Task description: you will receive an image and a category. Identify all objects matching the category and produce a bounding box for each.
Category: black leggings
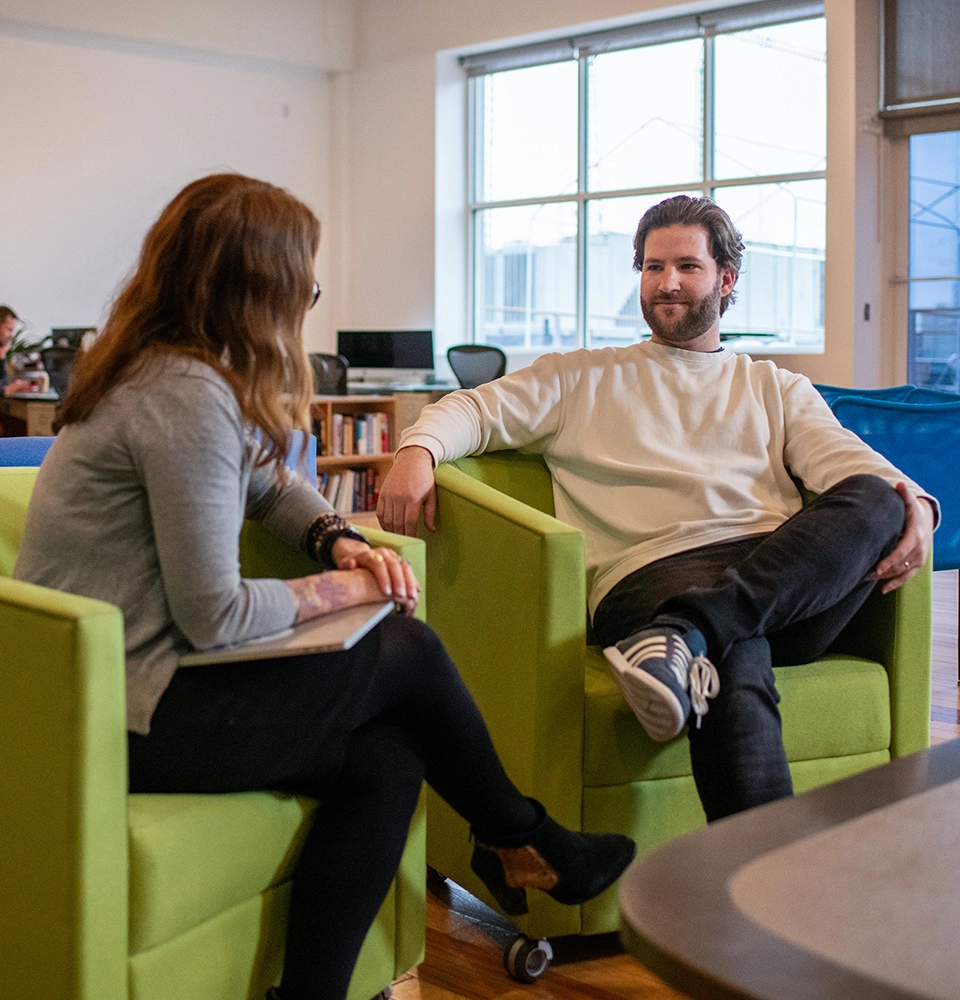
[128,615,536,1000]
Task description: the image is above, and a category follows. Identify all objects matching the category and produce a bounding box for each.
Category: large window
[464,2,826,360]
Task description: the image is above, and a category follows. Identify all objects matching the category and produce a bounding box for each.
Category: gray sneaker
[603,626,719,741]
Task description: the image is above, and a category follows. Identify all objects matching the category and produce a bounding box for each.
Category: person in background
[0,306,32,395]
[378,194,937,826]
[13,174,634,1000]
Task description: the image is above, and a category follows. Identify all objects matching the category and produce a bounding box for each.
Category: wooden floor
[393,570,960,1000]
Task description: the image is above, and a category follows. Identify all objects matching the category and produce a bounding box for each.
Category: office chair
[41,346,78,398]
[309,353,349,395]
[447,345,506,389]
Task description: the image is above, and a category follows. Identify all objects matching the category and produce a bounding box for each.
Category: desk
[619,740,960,1000]
[346,381,459,394]
[2,393,59,436]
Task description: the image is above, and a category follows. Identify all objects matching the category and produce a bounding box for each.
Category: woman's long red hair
[61,173,320,470]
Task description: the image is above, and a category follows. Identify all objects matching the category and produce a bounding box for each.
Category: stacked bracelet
[304,512,369,569]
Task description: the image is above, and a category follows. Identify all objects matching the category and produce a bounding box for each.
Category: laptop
[178,600,395,666]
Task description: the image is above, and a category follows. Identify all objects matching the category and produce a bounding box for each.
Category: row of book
[319,467,381,513]
[313,412,392,457]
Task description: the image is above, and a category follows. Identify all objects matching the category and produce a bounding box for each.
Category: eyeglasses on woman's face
[309,282,321,310]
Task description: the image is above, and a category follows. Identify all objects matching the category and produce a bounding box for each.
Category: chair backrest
[40,346,78,398]
[0,436,55,467]
[452,451,555,516]
[285,430,318,487]
[0,467,38,576]
[308,353,348,395]
[831,395,960,571]
[814,383,960,407]
[447,345,507,389]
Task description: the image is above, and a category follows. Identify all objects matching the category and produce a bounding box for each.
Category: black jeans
[128,615,536,1000]
[592,474,905,822]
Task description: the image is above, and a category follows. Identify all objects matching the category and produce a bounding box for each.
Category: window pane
[475,62,579,202]
[474,203,578,350]
[713,180,825,350]
[907,283,960,392]
[586,41,703,192]
[714,19,826,180]
[586,193,695,349]
[907,131,960,391]
[909,131,960,279]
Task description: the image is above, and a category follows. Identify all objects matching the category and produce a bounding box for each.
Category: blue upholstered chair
[822,391,960,674]
[0,435,56,466]
[285,430,319,487]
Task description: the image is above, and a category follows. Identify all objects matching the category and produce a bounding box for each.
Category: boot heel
[470,843,529,915]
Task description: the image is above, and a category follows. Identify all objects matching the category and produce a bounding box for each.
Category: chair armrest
[0,577,128,999]
[239,521,426,621]
[426,464,587,827]
[835,555,932,757]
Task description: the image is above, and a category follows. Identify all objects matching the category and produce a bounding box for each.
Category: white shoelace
[688,655,720,728]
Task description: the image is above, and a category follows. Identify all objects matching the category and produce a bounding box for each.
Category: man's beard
[641,275,722,345]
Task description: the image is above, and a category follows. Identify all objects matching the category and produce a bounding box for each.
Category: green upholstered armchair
[0,466,426,1000]
[423,452,932,947]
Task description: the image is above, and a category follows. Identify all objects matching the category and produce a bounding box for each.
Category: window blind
[882,0,960,112]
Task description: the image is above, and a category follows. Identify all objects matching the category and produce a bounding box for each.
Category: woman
[14,174,634,1000]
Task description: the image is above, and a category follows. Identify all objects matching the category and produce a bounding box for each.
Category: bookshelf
[311,395,395,514]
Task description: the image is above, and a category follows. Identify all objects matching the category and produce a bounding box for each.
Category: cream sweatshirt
[400,341,936,615]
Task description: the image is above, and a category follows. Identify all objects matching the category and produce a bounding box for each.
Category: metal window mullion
[703,32,715,193]
[468,167,827,216]
[577,54,589,349]
[467,76,479,343]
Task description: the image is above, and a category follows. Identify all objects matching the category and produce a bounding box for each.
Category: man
[378,195,937,822]
[0,306,32,395]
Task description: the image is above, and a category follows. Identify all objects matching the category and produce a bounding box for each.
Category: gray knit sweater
[14,353,333,734]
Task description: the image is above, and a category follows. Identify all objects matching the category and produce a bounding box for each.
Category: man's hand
[377,446,437,536]
[869,483,935,594]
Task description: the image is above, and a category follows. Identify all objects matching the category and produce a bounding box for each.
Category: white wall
[342,0,881,385]
[0,0,355,350]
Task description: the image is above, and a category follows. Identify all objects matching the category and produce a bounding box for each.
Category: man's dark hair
[632,196,745,315]
[0,306,19,325]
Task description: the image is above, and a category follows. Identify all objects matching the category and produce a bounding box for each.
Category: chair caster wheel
[426,866,448,891]
[503,935,553,983]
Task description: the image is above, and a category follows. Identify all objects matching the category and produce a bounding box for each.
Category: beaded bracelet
[304,512,369,569]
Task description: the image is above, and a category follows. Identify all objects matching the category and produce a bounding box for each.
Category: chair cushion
[583,649,892,787]
[128,790,315,954]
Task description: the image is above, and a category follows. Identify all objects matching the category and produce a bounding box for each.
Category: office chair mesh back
[41,346,78,399]
[447,345,506,389]
[308,353,348,395]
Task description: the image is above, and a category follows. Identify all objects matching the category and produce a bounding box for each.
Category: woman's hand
[332,537,420,616]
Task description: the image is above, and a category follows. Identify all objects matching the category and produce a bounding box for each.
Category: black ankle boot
[470,799,636,916]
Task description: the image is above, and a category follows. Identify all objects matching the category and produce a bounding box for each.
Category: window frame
[463,1,827,359]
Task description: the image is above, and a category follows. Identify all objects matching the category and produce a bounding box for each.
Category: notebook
[178,600,395,665]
